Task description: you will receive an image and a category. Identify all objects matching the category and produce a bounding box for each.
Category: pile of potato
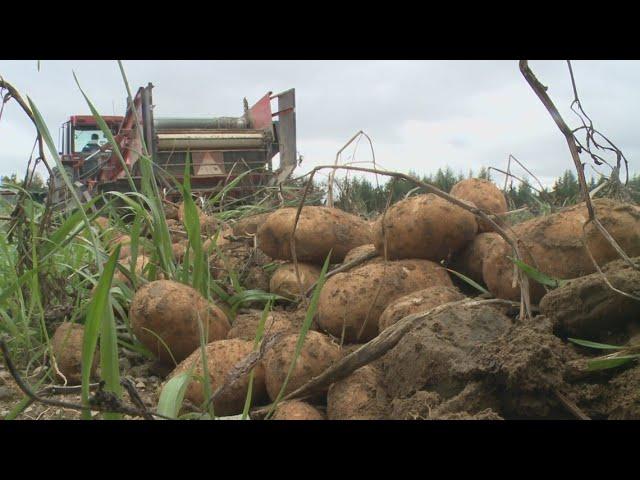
[109,183,640,420]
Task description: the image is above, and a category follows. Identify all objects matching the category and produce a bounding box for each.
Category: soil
[0,355,164,420]
[380,304,512,401]
[540,256,640,339]
[378,305,640,420]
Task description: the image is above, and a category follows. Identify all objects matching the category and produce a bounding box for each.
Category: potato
[483,198,640,303]
[172,240,188,263]
[227,311,296,341]
[264,331,341,400]
[177,201,218,236]
[93,216,110,232]
[318,259,454,342]
[51,323,98,385]
[130,280,230,365]
[169,338,267,416]
[272,401,324,420]
[378,285,466,332]
[108,234,131,259]
[166,219,187,243]
[450,178,507,232]
[113,254,162,285]
[177,201,201,224]
[210,243,273,291]
[373,193,477,261]
[164,202,179,220]
[257,206,372,264]
[233,212,272,236]
[203,224,234,253]
[199,214,219,237]
[327,366,387,420]
[451,232,502,285]
[342,244,380,265]
[269,263,321,299]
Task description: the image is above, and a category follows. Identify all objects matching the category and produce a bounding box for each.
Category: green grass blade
[509,257,568,288]
[81,245,121,419]
[157,371,193,419]
[27,96,102,272]
[100,304,122,420]
[40,197,102,258]
[181,152,207,295]
[568,338,624,350]
[241,299,273,420]
[587,355,640,371]
[196,315,214,418]
[445,268,489,295]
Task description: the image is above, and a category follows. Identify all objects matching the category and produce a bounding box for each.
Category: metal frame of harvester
[50,84,297,208]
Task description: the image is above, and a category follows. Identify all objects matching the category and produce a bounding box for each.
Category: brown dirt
[539,256,640,339]
[467,315,579,418]
[380,303,512,401]
[0,356,164,420]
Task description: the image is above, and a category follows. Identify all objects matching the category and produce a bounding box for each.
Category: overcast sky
[1,60,638,187]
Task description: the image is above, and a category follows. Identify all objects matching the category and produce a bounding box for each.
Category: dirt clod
[539,256,640,339]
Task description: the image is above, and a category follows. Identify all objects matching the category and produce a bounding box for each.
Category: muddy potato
[172,240,189,263]
[342,244,381,265]
[164,203,179,220]
[177,202,218,236]
[210,242,273,291]
[108,234,132,259]
[264,331,341,400]
[130,280,230,365]
[539,256,640,338]
[373,193,477,261]
[318,259,453,342]
[450,178,508,232]
[327,366,388,420]
[203,224,234,253]
[483,198,640,303]
[51,323,98,385]
[227,311,295,341]
[233,212,272,236]
[269,263,321,299]
[170,338,267,416]
[167,219,187,243]
[257,206,372,264]
[93,216,110,232]
[113,254,163,286]
[199,214,219,237]
[378,285,466,333]
[272,401,325,420]
[177,201,202,224]
[452,232,502,285]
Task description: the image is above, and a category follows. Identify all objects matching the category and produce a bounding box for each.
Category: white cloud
[1,60,637,187]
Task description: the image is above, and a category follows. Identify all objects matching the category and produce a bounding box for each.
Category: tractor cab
[58,115,123,179]
[50,115,123,206]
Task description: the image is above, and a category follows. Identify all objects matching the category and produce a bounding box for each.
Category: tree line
[333,166,640,215]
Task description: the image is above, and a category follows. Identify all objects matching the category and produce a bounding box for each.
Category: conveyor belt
[156,130,267,150]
